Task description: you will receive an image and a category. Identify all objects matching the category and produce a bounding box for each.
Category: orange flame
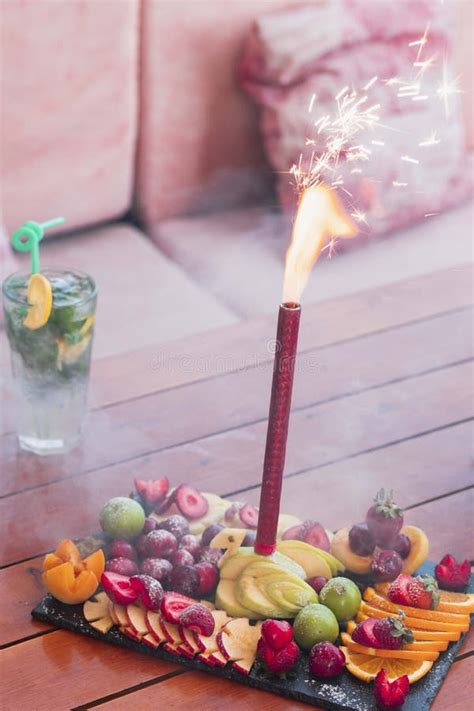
[283,185,357,304]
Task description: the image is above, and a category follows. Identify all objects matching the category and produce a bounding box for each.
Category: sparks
[350,210,368,225]
[424,212,438,218]
[308,93,316,113]
[413,54,437,79]
[363,76,378,91]
[371,140,385,146]
[410,23,430,62]
[392,181,408,187]
[419,131,440,147]
[401,155,420,165]
[437,58,462,118]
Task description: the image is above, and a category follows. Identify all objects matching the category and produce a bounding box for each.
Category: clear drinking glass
[2,268,97,454]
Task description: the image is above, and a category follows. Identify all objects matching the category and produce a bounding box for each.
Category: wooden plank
[90,658,474,711]
[0,630,180,711]
[86,265,474,409]
[244,421,474,544]
[1,362,471,565]
[1,266,472,440]
[84,669,311,711]
[1,308,471,497]
[2,424,472,647]
[0,555,54,647]
[432,656,474,711]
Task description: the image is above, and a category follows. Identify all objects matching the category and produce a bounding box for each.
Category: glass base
[18,434,78,456]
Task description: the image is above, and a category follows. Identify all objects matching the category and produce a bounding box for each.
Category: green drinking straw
[11,217,65,274]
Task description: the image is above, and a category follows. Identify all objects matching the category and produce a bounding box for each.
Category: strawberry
[134,477,169,505]
[259,639,300,674]
[372,615,414,650]
[435,554,470,591]
[351,618,380,647]
[388,573,440,610]
[261,620,293,651]
[366,489,403,547]
[374,669,409,710]
[180,604,215,637]
[174,484,209,519]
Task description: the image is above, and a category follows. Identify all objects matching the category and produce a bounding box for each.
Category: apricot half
[43,562,100,605]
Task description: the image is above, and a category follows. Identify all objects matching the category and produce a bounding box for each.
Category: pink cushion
[240,0,473,235]
[1,0,138,235]
[135,0,303,224]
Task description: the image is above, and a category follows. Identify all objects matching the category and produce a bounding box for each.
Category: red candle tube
[255,302,301,555]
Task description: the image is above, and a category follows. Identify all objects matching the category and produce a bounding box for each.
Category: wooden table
[1,266,473,710]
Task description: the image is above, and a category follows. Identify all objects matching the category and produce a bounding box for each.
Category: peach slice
[43,562,99,604]
[82,549,105,580]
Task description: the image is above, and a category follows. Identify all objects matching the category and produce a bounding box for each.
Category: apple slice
[160,618,182,645]
[113,604,129,628]
[233,657,254,675]
[210,528,247,568]
[197,652,217,665]
[90,615,114,634]
[126,605,149,636]
[208,646,228,667]
[179,625,201,654]
[108,601,120,625]
[145,611,167,644]
[192,609,231,653]
[122,626,142,642]
[217,618,262,671]
[163,642,182,655]
[83,592,110,622]
[142,633,160,648]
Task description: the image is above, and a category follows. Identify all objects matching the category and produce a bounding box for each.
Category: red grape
[371,549,403,582]
[140,557,173,584]
[106,557,139,576]
[145,529,178,558]
[349,523,375,556]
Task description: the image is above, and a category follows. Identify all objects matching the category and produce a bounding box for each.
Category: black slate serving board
[32,562,472,710]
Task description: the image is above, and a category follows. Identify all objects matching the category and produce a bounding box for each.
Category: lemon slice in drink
[23,273,53,329]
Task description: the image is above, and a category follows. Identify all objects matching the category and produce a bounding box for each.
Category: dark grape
[140,557,173,584]
[157,515,189,541]
[242,530,257,547]
[145,529,178,558]
[389,533,411,559]
[170,549,194,567]
[143,516,157,534]
[307,576,328,594]
[200,524,224,547]
[108,539,137,560]
[106,557,139,576]
[349,523,375,556]
[196,547,222,566]
[179,534,201,558]
[371,549,403,582]
[169,565,199,597]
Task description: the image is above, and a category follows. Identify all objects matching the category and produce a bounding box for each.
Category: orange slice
[346,622,449,651]
[359,602,467,634]
[342,647,433,684]
[364,588,470,625]
[375,584,474,615]
[23,273,53,329]
[340,633,439,661]
[355,611,462,642]
[399,525,430,574]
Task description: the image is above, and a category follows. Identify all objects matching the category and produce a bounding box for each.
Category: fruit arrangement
[40,482,472,709]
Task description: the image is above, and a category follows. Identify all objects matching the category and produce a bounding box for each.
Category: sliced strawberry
[303,522,330,551]
[351,618,379,648]
[374,669,409,710]
[155,490,176,514]
[281,523,305,541]
[129,575,163,611]
[224,502,244,524]
[387,573,412,606]
[435,554,471,590]
[160,591,196,624]
[239,504,259,529]
[180,604,215,637]
[134,477,169,504]
[174,484,209,519]
[101,572,138,606]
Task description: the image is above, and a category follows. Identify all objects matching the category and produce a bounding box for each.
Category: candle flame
[283,184,357,304]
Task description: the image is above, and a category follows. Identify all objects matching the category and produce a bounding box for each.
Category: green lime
[99,496,145,540]
[293,603,339,650]
[319,576,361,621]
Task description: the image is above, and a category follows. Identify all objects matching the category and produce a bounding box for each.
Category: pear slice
[276,540,333,578]
[220,548,305,580]
[236,572,287,618]
[215,579,264,619]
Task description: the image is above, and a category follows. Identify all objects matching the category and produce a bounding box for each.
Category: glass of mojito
[2,268,97,454]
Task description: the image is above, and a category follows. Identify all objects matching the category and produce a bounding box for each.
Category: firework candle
[254,185,357,556]
[255,303,301,555]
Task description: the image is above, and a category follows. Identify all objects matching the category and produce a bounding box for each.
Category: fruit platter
[32,479,473,710]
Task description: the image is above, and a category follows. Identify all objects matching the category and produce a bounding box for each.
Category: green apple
[276,540,333,579]
[293,603,339,650]
[99,497,145,540]
[319,577,361,621]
